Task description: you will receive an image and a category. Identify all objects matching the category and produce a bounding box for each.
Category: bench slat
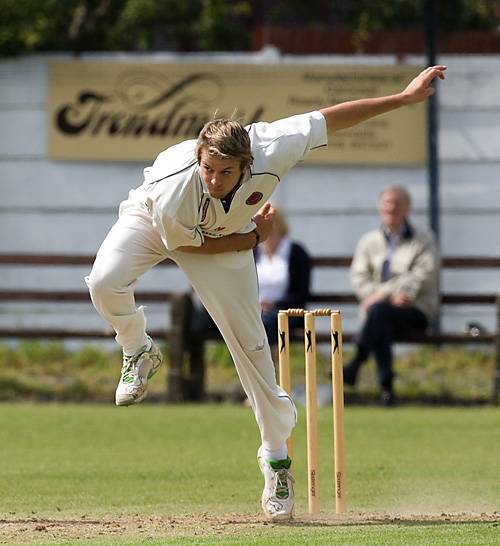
[0,290,495,305]
[309,332,494,344]
[1,254,500,268]
[0,290,175,302]
[0,328,167,339]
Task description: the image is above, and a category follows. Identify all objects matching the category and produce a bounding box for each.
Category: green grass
[0,341,495,403]
[0,404,498,544]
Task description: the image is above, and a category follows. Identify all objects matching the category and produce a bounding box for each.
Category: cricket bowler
[86,65,446,520]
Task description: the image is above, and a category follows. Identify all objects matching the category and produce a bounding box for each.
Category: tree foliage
[343,0,500,33]
[257,0,499,30]
[0,0,498,57]
[0,0,252,56]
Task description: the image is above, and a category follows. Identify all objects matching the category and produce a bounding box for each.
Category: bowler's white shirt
[123,111,327,250]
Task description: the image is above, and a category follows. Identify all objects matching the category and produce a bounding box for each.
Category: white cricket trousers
[86,205,296,451]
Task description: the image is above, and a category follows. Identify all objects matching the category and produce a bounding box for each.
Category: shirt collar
[382,221,413,242]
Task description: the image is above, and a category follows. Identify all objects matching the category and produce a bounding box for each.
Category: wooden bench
[167,256,500,404]
[1,254,499,404]
[0,253,179,340]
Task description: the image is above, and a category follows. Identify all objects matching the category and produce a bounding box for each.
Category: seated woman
[255,208,312,353]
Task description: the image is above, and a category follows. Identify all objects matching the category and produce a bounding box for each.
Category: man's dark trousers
[346,301,428,389]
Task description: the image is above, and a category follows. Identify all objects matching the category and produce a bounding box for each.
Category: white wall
[1,53,499,336]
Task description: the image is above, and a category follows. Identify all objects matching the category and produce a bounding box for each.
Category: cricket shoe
[257,446,294,521]
[115,337,162,406]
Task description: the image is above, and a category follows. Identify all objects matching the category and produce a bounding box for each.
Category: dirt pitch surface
[1,512,498,544]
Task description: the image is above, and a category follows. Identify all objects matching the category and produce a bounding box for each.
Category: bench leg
[168,292,207,402]
[167,292,191,403]
[493,294,500,404]
[187,338,206,401]
[494,334,500,405]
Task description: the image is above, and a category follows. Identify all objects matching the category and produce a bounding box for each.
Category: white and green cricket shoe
[115,337,162,406]
[257,446,294,521]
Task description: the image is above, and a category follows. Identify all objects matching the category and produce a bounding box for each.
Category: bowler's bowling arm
[320,65,446,132]
[176,230,258,255]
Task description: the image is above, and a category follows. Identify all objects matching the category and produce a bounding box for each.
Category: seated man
[344,185,439,406]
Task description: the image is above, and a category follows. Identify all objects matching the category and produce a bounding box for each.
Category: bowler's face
[199,150,246,199]
[379,189,410,232]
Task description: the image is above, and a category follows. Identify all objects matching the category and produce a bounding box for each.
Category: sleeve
[385,234,440,299]
[249,111,328,177]
[148,177,204,251]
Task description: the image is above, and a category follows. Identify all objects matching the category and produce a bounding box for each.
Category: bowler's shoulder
[149,139,198,179]
[144,139,201,204]
[246,111,325,150]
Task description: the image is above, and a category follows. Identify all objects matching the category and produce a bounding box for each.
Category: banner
[48,61,426,165]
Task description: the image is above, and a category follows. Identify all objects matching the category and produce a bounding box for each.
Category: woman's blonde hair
[196,119,253,169]
[272,207,289,238]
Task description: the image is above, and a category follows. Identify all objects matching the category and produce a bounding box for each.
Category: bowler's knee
[243,338,267,354]
[85,267,122,301]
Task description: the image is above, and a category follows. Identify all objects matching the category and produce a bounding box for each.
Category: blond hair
[272,207,289,238]
[196,119,253,169]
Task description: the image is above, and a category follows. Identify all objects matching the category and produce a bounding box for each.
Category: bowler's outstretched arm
[320,65,446,132]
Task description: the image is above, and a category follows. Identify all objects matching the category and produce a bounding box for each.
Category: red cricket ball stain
[246,192,263,206]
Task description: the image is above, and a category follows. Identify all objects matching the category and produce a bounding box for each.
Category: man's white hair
[379,185,411,206]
